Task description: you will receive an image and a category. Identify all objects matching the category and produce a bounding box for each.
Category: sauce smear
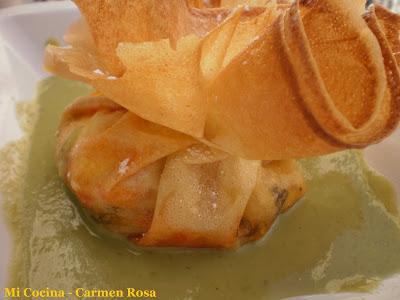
[1,77,400,300]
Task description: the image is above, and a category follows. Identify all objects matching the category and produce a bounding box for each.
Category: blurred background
[0,0,64,9]
[381,0,400,10]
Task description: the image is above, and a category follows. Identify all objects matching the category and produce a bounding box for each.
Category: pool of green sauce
[1,77,400,300]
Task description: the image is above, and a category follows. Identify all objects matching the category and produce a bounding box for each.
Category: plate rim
[0,1,75,20]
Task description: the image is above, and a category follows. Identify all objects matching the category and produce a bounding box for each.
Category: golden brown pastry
[46,0,400,248]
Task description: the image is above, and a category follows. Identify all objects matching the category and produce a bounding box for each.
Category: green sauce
[1,77,400,300]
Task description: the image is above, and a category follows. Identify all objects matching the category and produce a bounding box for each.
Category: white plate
[0,2,399,299]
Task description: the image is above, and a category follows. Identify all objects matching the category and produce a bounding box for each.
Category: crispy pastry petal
[205,0,400,158]
[45,0,400,160]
